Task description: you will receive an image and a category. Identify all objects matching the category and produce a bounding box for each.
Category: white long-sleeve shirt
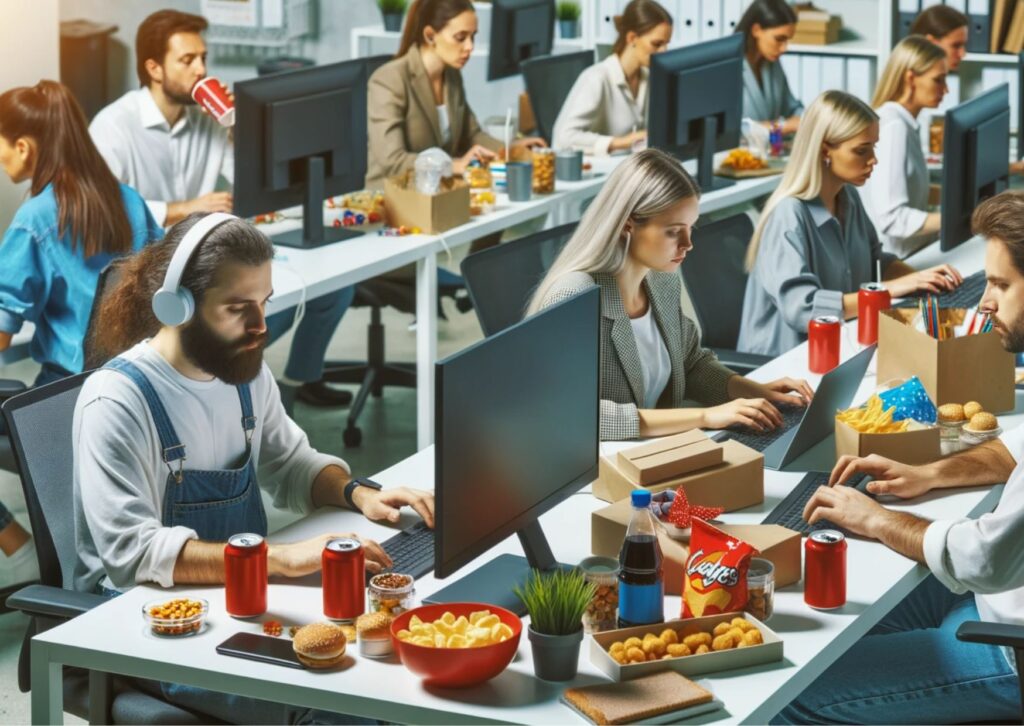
[923,424,1024,667]
[89,87,233,227]
[551,54,647,157]
[72,342,349,593]
[858,102,934,259]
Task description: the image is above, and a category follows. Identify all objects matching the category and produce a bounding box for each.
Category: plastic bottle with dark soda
[617,490,664,628]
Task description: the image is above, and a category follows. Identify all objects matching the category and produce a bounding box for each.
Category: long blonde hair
[527,148,700,315]
[745,90,877,270]
[872,35,946,108]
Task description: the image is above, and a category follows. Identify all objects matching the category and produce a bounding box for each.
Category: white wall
[0,0,60,230]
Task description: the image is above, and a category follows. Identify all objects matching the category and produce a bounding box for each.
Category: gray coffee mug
[555,150,583,181]
[506,162,533,202]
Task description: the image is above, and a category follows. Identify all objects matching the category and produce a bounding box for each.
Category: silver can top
[228,533,264,548]
[326,537,362,553]
[860,282,887,293]
[810,530,846,545]
[812,315,841,325]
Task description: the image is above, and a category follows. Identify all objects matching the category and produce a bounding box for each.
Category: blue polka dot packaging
[878,377,937,424]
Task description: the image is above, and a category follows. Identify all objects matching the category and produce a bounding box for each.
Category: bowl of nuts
[143,597,209,637]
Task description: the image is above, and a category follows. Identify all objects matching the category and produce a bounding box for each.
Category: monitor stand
[272,156,363,249]
[424,521,574,616]
[696,115,735,193]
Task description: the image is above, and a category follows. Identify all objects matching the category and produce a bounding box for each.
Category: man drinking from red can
[772,191,1024,723]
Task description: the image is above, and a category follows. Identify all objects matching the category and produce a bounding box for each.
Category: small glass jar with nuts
[579,556,620,634]
[531,149,555,194]
[367,572,416,616]
[746,558,775,622]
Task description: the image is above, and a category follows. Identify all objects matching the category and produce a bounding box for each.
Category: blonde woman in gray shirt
[528,149,812,441]
[739,90,963,358]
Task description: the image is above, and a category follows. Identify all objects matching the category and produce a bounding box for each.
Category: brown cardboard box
[384,174,470,234]
[877,309,1015,413]
[518,92,536,135]
[595,440,763,512]
[616,430,724,486]
[793,4,842,44]
[591,497,801,594]
[835,419,940,465]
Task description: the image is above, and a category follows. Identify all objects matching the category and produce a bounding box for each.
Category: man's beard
[163,75,196,106]
[992,313,1024,354]
[180,315,267,385]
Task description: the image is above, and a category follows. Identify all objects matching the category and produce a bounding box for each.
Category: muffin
[356,611,394,658]
[938,403,966,422]
[963,401,984,419]
[966,412,998,432]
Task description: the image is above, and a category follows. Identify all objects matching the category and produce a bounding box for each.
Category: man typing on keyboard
[772,192,1024,723]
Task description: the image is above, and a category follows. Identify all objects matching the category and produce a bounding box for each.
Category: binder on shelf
[678,0,701,45]
[821,57,846,95]
[967,0,992,53]
[845,57,873,104]
[800,54,822,106]
[897,0,921,42]
[780,53,802,100]
[945,0,967,10]
[991,0,1012,54]
[597,0,622,45]
[722,0,743,34]
[699,0,722,40]
[1004,0,1024,53]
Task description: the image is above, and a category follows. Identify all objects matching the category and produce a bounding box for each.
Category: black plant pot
[383,12,403,32]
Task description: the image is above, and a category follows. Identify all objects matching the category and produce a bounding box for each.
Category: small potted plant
[378,0,408,33]
[515,568,596,681]
[557,1,582,39]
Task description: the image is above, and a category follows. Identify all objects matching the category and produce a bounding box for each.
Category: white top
[857,102,934,259]
[72,342,349,593]
[437,104,451,146]
[89,88,234,227]
[629,306,671,410]
[552,54,648,157]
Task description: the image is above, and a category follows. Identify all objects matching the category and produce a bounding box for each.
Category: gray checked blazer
[539,270,736,440]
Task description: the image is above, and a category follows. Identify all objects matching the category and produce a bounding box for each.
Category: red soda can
[857,282,891,346]
[191,77,234,127]
[224,533,268,618]
[322,537,365,622]
[804,530,847,609]
[808,315,841,373]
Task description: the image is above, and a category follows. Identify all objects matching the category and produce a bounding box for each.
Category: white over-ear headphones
[152,212,238,327]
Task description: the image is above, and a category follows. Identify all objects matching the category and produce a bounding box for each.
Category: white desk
[29,231,1009,724]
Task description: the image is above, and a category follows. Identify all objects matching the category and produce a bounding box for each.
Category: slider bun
[293,622,347,669]
[937,403,965,423]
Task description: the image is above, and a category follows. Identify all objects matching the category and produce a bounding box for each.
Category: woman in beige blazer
[528,149,813,441]
[366,0,544,188]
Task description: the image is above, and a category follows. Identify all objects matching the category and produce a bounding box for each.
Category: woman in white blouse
[858,35,947,258]
[551,0,671,156]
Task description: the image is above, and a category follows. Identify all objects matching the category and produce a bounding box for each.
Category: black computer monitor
[234,59,368,249]
[940,85,1010,251]
[425,287,599,615]
[648,34,744,192]
[521,50,595,142]
[489,0,556,81]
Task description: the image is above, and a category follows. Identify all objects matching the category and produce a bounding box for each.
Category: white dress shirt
[552,54,647,156]
[858,102,934,259]
[89,88,234,227]
[630,305,672,410]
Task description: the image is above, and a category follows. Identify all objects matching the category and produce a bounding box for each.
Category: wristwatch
[344,477,383,511]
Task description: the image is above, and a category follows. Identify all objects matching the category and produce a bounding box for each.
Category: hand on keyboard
[757,377,815,408]
[831,453,935,499]
[703,397,785,432]
[353,486,435,528]
[803,477,887,539]
[885,263,963,298]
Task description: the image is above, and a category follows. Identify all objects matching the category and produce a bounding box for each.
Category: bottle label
[618,581,664,624]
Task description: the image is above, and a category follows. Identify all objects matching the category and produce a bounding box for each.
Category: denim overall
[104,357,268,540]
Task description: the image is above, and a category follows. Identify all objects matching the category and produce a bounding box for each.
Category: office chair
[520,51,595,144]
[956,621,1024,723]
[460,222,576,336]
[680,212,773,376]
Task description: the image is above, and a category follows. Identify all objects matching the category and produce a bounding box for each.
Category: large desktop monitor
[234,59,369,249]
[425,287,600,615]
[489,0,556,81]
[940,85,1010,251]
[648,34,744,192]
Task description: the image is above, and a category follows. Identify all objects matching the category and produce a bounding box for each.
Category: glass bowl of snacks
[578,556,619,634]
[367,572,416,616]
[937,403,968,441]
[961,410,1001,446]
[143,597,208,637]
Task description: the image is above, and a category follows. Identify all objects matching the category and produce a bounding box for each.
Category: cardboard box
[835,419,941,465]
[591,498,802,594]
[384,174,470,234]
[877,309,1015,413]
[794,4,842,44]
[616,430,724,486]
[518,92,536,135]
[595,440,763,511]
[589,612,783,681]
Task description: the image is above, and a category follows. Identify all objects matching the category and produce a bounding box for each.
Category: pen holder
[555,150,583,181]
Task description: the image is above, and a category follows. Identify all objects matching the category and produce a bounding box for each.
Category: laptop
[711,344,876,470]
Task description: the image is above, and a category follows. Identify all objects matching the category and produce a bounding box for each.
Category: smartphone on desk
[216,632,304,669]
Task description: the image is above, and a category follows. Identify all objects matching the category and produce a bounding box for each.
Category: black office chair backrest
[680,212,755,350]
[363,54,392,81]
[2,373,91,591]
[521,50,595,143]
[83,258,127,370]
[461,222,576,336]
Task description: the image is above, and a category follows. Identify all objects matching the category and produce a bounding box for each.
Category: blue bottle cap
[631,490,651,507]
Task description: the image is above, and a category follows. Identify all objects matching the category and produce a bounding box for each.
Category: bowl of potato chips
[391,602,522,687]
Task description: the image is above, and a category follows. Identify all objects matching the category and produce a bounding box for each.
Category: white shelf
[964,52,1022,65]
[789,42,880,57]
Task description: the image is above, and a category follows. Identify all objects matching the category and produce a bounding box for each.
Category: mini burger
[292,622,347,669]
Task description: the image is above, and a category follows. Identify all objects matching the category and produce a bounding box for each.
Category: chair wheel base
[343,427,363,448]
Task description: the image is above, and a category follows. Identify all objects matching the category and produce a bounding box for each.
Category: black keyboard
[894,269,986,310]
[761,471,874,536]
[377,521,435,580]
[712,404,806,452]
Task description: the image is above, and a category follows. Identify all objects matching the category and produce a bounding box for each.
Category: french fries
[836,394,910,434]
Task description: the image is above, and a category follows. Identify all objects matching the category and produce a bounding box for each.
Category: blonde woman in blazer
[528,149,812,441]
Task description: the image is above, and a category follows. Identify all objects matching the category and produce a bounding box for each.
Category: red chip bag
[682,519,757,619]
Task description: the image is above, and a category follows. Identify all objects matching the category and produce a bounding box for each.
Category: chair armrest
[0,379,27,402]
[6,584,108,619]
[956,620,1024,650]
[710,349,774,376]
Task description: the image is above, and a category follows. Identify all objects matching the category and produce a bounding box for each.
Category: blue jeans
[266,286,355,383]
[774,575,1022,724]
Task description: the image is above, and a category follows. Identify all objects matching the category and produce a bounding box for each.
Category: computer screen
[234,59,368,249]
[648,34,744,192]
[429,287,599,614]
[489,0,556,81]
[940,85,1010,251]
[521,50,595,142]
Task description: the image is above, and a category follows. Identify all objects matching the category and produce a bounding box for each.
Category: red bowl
[390,602,522,688]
